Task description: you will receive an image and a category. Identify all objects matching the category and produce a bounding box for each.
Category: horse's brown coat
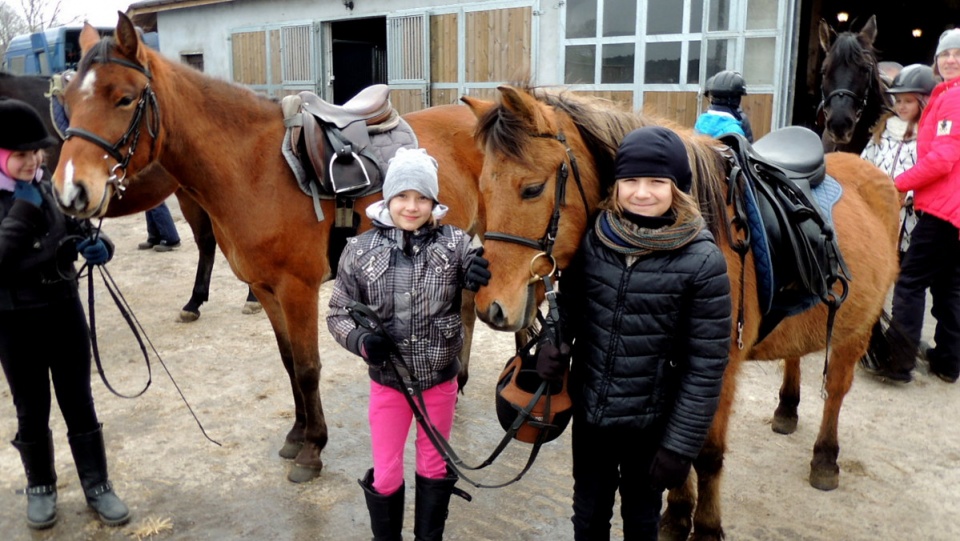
[51,15,484,482]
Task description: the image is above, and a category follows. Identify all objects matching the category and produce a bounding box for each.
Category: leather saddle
[720,126,850,337]
[282,85,399,198]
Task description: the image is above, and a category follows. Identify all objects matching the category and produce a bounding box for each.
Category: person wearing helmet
[693,70,754,142]
[0,98,130,529]
[537,126,731,540]
[866,29,960,385]
[861,63,937,255]
[326,148,490,541]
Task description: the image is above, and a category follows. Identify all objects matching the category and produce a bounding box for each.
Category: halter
[820,87,868,121]
[64,39,160,200]
[483,131,590,283]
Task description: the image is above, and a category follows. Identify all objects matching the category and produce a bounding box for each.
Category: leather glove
[360,333,392,366]
[13,181,42,207]
[536,340,571,382]
[463,247,491,292]
[648,447,692,491]
[78,237,111,266]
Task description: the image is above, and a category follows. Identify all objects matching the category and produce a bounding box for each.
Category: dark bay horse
[0,71,257,321]
[51,16,484,483]
[463,85,900,540]
[819,15,888,153]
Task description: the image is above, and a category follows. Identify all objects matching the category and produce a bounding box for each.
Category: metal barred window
[387,14,429,84]
[282,24,313,83]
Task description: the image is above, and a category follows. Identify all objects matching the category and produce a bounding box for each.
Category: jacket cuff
[347,328,368,357]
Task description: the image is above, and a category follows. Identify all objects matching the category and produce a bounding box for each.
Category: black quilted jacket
[560,224,731,459]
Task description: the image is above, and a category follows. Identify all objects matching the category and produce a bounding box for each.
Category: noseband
[64,39,160,199]
[820,87,868,121]
[483,131,589,283]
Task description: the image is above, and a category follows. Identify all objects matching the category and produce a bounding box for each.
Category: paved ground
[0,198,957,540]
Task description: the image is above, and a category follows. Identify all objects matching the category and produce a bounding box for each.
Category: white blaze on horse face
[79,70,97,99]
[58,160,83,207]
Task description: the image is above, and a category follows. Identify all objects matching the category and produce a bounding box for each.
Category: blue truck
[2,26,158,75]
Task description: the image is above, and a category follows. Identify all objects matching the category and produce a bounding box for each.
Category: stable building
[127,0,956,140]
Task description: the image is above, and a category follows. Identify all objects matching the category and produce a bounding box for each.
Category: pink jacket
[895,77,960,230]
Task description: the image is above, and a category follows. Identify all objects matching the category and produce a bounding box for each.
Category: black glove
[648,447,692,491]
[536,340,571,382]
[463,247,491,292]
[360,333,392,366]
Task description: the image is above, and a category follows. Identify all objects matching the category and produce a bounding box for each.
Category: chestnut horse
[463,85,899,540]
[818,15,888,153]
[50,16,484,483]
[0,70,258,321]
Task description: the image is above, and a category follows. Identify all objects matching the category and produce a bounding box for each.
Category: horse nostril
[488,301,507,328]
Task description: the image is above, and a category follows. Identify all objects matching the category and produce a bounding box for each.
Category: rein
[63,39,160,200]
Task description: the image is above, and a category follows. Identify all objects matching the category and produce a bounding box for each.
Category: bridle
[482,131,590,285]
[64,39,160,202]
[820,85,868,122]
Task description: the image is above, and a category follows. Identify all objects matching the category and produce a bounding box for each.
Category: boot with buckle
[11,431,58,529]
[68,424,130,526]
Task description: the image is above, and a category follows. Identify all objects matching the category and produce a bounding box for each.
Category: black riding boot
[359,468,404,541]
[414,469,459,541]
[11,431,57,529]
[68,424,130,526]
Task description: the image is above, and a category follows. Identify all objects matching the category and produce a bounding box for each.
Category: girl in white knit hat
[326,147,490,540]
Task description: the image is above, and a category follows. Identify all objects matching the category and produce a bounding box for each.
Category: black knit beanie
[613,126,692,194]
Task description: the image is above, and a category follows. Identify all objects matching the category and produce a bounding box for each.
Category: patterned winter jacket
[861,115,917,179]
[327,221,475,391]
[895,77,960,229]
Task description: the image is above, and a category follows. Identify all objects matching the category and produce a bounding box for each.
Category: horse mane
[474,83,728,241]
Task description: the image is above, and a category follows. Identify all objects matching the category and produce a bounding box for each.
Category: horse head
[463,85,625,331]
[53,13,162,218]
[818,15,884,152]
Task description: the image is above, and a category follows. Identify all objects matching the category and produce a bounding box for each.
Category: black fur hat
[0,98,58,151]
[614,126,692,194]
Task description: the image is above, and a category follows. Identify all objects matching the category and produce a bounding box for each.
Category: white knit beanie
[936,29,960,58]
[382,148,440,203]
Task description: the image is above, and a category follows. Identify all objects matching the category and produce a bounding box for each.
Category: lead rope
[83,220,221,446]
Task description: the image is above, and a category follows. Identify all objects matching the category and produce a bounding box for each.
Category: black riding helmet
[0,98,58,151]
[705,70,747,101]
[887,64,937,96]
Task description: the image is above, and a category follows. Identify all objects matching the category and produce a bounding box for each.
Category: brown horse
[463,85,899,540]
[50,16,484,483]
[0,70,258,321]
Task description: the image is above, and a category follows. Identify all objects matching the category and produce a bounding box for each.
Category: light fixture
[343,1,354,9]
[837,12,849,23]
[913,28,923,38]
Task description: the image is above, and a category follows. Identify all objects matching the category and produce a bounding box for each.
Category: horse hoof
[659,514,692,541]
[179,309,200,323]
[278,441,303,460]
[242,301,263,315]
[287,463,322,483]
[771,414,798,434]
[809,468,840,491]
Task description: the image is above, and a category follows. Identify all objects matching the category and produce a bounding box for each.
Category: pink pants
[369,377,458,495]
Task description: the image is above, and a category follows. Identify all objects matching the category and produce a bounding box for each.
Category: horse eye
[521,183,546,199]
[116,96,135,107]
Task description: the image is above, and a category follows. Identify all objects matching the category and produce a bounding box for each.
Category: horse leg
[809,336,864,491]
[174,190,215,322]
[686,360,741,541]
[773,356,802,434]
[660,477,696,541]
[457,289,477,392]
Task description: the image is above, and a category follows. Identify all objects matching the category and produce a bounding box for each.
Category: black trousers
[890,212,960,377]
[0,297,100,441]
[571,415,662,541]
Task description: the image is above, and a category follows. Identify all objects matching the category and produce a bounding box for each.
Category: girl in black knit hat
[0,98,130,529]
[537,125,732,540]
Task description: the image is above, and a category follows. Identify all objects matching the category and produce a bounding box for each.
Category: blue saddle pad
[743,175,843,317]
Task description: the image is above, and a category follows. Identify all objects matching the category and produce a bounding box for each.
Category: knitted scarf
[595,209,704,257]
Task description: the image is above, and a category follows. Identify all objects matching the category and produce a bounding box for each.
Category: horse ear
[114,11,143,60]
[461,95,496,120]
[497,85,541,127]
[79,22,100,54]
[859,15,877,46]
[818,19,836,53]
